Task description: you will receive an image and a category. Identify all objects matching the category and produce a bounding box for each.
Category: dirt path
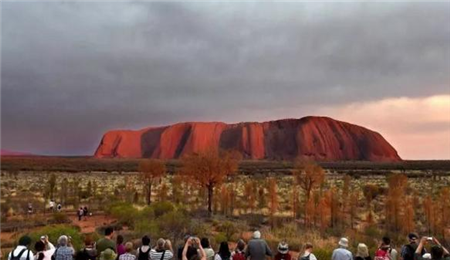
[68,214,115,233]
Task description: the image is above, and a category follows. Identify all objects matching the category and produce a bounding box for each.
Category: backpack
[51,248,59,260]
[11,249,30,260]
[138,247,151,260]
[299,254,310,260]
[375,249,392,260]
[232,252,245,260]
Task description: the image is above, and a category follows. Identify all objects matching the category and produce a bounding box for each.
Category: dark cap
[408,233,419,240]
[19,236,32,246]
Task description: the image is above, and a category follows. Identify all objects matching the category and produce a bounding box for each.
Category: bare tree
[139,159,166,205]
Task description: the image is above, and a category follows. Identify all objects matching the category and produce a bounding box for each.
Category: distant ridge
[94,116,402,162]
[0,149,34,156]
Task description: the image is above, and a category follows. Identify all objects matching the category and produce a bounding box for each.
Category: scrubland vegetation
[1,155,450,259]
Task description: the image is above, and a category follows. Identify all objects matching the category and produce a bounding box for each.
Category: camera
[427,237,433,241]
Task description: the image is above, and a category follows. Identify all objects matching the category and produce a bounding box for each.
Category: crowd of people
[6,229,450,260]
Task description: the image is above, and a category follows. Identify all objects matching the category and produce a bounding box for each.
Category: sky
[1,1,450,159]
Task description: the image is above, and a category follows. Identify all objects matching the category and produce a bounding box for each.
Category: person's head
[253,231,261,239]
[236,239,246,252]
[84,236,94,247]
[430,245,444,259]
[105,227,114,237]
[125,242,134,253]
[35,241,46,252]
[277,242,289,255]
[142,235,151,246]
[304,243,313,252]
[100,248,117,260]
[408,233,419,244]
[338,238,349,248]
[18,236,32,247]
[200,238,210,249]
[117,235,124,245]
[356,244,369,258]
[186,247,198,260]
[164,240,172,251]
[156,238,166,251]
[218,242,231,258]
[382,237,391,246]
[58,235,68,247]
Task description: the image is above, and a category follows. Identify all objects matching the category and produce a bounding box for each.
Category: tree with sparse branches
[292,161,325,223]
[138,159,166,205]
[179,149,240,213]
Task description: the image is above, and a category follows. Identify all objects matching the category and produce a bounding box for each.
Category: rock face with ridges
[94,116,401,161]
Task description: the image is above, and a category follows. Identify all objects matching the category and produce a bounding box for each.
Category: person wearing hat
[299,243,317,260]
[400,233,425,260]
[8,236,34,260]
[274,242,291,260]
[54,235,75,260]
[414,237,450,260]
[99,249,117,260]
[331,238,352,260]
[245,231,273,260]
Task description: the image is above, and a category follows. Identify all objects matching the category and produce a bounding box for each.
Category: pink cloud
[317,95,450,160]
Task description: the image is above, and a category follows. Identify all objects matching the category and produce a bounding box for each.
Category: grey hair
[58,235,68,246]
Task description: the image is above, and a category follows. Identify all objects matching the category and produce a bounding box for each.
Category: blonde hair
[357,243,369,258]
[156,238,166,250]
[125,242,134,253]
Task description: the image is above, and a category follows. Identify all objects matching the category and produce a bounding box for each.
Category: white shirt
[35,242,56,260]
[8,246,35,260]
[301,252,317,260]
[149,249,173,260]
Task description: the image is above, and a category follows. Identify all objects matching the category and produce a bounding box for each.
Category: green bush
[217,221,238,241]
[134,220,159,237]
[151,201,175,218]
[52,212,70,224]
[155,210,190,243]
[107,202,138,227]
[214,232,227,244]
[28,225,83,250]
[313,248,332,260]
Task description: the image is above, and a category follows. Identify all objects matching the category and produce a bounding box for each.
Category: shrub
[52,212,70,224]
[214,232,227,244]
[134,220,159,237]
[314,248,332,260]
[217,221,238,241]
[151,201,175,218]
[28,224,83,250]
[156,209,190,243]
[107,202,138,227]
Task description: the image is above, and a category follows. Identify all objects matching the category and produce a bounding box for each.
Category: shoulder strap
[13,249,27,259]
[160,251,166,260]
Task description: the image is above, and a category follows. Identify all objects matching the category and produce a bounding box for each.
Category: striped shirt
[119,253,136,260]
[149,250,173,260]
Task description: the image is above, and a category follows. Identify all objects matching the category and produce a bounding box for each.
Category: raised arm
[415,237,427,255]
[182,239,191,260]
[433,237,450,256]
[196,238,206,260]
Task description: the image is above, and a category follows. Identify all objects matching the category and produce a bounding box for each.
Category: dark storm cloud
[1,1,449,155]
